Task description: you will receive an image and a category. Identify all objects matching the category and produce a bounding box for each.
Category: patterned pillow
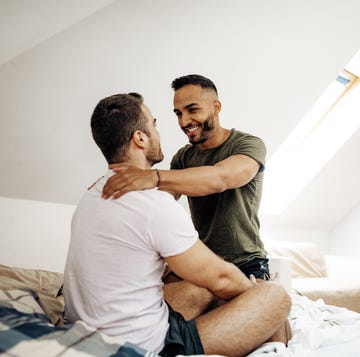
[0,264,65,325]
[0,264,63,297]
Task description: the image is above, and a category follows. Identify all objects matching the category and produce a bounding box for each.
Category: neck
[198,127,231,150]
[109,154,151,170]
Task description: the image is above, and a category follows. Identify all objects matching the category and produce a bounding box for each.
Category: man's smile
[183,124,201,135]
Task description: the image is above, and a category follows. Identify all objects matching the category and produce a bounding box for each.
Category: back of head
[90,93,148,164]
[171,74,218,95]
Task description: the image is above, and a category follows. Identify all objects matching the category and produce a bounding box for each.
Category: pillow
[292,277,360,313]
[0,264,65,325]
[265,240,327,278]
[0,264,63,297]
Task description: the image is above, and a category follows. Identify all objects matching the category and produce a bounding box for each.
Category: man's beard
[147,137,164,166]
[188,114,215,145]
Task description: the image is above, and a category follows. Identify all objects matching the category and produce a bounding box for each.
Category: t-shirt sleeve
[148,192,198,257]
[170,151,180,170]
[231,134,266,172]
[170,145,191,170]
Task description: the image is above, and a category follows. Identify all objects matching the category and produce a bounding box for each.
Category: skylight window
[261,50,360,215]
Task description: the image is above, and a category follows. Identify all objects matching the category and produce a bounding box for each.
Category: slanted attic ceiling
[0,0,359,232]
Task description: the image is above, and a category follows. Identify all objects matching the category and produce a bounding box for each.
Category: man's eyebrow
[173,103,198,113]
[185,103,198,110]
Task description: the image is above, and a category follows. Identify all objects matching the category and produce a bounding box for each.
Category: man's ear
[132,130,148,149]
[214,99,222,114]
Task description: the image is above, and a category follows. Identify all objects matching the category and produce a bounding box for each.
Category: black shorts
[159,305,204,357]
[235,257,270,280]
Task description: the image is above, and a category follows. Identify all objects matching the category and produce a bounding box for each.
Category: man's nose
[178,114,191,127]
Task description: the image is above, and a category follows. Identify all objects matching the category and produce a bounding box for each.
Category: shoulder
[138,189,186,215]
[146,188,177,204]
[225,129,266,167]
[119,189,192,234]
[143,190,192,226]
[143,190,198,256]
[130,188,176,207]
[228,129,266,152]
[229,129,265,147]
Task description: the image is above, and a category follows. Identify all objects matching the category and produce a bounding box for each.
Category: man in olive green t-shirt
[170,127,267,276]
[103,74,269,279]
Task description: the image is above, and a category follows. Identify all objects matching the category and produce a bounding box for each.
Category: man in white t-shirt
[64,93,291,357]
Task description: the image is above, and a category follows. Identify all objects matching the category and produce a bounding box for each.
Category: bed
[1,263,360,357]
[0,264,155,357]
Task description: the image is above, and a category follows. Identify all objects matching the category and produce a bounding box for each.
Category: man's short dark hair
[171,74,218,95]
[90,93,149,164]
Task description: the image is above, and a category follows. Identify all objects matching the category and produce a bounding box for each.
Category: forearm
[198,261,254,300]
[166,240,254,301]
[158,166,228,197]
[158,155,258,196]
[103,155,259,200]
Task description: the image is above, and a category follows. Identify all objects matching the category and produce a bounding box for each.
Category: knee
[266,282,292,317]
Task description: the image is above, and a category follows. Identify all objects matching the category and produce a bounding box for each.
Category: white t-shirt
[64,170,198,353]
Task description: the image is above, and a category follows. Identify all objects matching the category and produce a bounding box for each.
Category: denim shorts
[235,257,270,279]
[159,304,204,357]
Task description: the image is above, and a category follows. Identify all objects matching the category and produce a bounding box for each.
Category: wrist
[154,169,161,188]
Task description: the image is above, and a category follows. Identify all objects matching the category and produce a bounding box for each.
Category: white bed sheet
[247,294,360,356]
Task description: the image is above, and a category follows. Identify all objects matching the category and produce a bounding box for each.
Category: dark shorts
[159,305,204,357]
[235,257,270,280]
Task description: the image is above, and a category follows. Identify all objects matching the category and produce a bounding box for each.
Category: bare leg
[163,280,216,320]
[164,280,291,350]
[253,273,292,345]
[195,282,291,357]
[267,319,292,345]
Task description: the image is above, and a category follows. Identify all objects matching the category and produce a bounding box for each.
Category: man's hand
[102,165,157,199]
[103,154,261,200]
[253,272,279,284]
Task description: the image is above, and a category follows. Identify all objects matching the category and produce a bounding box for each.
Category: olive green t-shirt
[170,129,266,265]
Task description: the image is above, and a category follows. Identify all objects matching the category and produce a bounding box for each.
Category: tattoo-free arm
[165,239,253,300]
[102,154,260,199]
[160,154,260,197]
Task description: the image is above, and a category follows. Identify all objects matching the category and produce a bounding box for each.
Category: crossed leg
[163,280,215,320]
[164,281,291,357]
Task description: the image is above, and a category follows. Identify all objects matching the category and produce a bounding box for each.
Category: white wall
[329,202,360,257]
[0,194,331,274]
[260,225,329,253]
[1,0,359,207]
[0,196,75,272]
[1,0,360,268]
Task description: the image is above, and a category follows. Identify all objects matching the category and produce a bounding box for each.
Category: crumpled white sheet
[247,293,360,356]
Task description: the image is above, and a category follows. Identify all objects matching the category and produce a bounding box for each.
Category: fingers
[102,176,118,199]
[102,165,133,198]
[269,272,280,282]
[249,274,257,284]
[103,173,130,199]
[102,166,154,199]
[103,176,138,199]
[112,191,123,200]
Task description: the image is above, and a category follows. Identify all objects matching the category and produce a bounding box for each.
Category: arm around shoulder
[159,154,261,196]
